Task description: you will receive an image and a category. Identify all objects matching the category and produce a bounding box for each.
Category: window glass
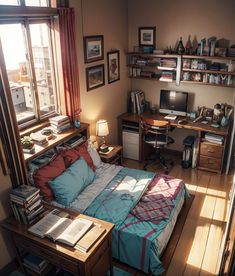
[0,0,19,5]
[25,0,49,7]
[30,23,56,116]
[0,23,35,124]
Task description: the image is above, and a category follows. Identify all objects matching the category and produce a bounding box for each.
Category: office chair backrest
[140,116,170,148]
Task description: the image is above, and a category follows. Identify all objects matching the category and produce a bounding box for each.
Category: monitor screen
[159,90,188,116]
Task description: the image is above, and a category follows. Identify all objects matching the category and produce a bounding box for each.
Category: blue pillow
[48,157,95,206]
[74,157,95,187]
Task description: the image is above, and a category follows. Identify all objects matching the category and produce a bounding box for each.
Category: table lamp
[96,119,109,153]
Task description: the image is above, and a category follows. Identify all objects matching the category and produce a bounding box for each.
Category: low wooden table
[1,211,114,276]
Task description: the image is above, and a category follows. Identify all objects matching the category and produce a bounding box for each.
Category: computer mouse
[178,119,188,125]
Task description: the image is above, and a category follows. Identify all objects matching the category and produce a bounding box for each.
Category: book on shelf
[28,209,93,247]
[75,225,106,253]
[23,253,49,273]
[23,147,35,154]
[49,115,69,125]
[64,134,85,148]
[30,132,48,146]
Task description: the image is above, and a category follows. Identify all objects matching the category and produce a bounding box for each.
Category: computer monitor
[159,89,188,116]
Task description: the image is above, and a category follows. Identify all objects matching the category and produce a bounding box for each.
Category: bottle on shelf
[176,37,185,54]
[185,35,192,55]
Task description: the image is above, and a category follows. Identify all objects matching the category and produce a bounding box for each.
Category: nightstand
[99,145,122,165]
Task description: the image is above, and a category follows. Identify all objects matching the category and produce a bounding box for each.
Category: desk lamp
[96,119,109,153]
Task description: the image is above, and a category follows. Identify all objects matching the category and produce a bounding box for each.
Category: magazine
[28,209,93,247]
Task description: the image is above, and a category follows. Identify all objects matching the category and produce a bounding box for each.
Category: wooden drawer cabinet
[199,155,222,171]
[198,141,224,173]
[200,142,223,158]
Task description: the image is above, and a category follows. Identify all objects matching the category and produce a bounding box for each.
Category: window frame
[0,6,61,130]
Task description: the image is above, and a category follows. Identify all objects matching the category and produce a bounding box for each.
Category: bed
[28,142,189,275]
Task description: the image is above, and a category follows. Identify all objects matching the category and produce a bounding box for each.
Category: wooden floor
[118,155,234,276]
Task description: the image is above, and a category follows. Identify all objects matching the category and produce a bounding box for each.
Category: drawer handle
[207,150,215,153]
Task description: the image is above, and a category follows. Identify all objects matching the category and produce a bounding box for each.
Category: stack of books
[129,90,145,114]
[49,115,72,134]
[159,71,174,82]
[30,132,48,146]
[159,58,177,69]
[23,254,49,274]
[10,185,44,225]
[64,134,85,148]
[203,133,224,145]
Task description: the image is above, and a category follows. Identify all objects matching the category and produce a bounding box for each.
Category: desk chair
[141,116,174,174]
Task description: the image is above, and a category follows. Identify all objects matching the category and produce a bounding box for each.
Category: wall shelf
[127,52,235,88]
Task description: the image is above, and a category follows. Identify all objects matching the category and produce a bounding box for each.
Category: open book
[28,209,93,247]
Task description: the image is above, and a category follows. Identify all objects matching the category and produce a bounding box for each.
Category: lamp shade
[96,120,109,137]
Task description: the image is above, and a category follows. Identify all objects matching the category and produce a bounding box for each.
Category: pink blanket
[131,174,184,224]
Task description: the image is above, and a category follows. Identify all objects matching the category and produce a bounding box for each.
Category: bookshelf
[23,123,89,162]
[126,52,235,88]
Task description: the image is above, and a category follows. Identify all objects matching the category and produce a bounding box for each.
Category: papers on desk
[164,114,177,120]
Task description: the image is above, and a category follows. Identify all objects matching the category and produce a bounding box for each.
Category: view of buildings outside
[0,22,56,124]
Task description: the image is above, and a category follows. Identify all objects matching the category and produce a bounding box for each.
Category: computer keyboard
[164,114,177,120]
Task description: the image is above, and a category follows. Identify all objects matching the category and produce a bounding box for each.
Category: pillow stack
[33,141,102,205]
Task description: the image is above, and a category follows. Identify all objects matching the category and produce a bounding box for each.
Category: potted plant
[21,136,34,150]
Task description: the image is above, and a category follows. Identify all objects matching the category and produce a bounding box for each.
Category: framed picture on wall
[86,64,105,91]
[83,35,104,63]
[107,50,120,83]
[138,27,156,48]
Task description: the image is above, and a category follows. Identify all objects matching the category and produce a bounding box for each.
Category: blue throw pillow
[48,157,95,206]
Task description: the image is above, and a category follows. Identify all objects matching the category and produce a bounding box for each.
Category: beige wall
[128,0,235,150]
[70,0,130,145]
[0,169,14,269]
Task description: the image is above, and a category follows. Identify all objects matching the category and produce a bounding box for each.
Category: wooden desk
[1,212,114,276]
[24,123,89,162]
[118,112,231,173]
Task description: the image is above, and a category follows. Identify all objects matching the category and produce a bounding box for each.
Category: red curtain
[59,8,81,122]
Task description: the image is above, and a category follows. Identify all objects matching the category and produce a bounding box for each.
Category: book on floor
[28,209,93,247]
[23,253,49,273]
[75,225,106,253]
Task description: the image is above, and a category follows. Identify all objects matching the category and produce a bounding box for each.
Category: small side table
[99,145,122,165]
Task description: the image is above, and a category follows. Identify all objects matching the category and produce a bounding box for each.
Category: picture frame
[86,64,105,91]
[107,50,120,83]
[83,35,104,63]
[138,27,156,48]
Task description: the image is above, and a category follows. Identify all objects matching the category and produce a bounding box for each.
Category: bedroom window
[0,20,57,127]
[0,0,50,7]
[0,1,60,129]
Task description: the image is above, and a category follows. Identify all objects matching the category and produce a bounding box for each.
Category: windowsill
[20,121,50,137]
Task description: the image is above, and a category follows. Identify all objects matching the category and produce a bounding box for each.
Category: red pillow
[74,142,96,171]
[33,154,66,202]
[62,148,79,168]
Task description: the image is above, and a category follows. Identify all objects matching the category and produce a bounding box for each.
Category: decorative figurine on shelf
[176,37,185,54]
[212,103,223,126]
[185,35,192,55]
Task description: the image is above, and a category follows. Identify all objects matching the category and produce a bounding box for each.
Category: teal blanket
[85,167,187,275]
[85,167,154,226]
